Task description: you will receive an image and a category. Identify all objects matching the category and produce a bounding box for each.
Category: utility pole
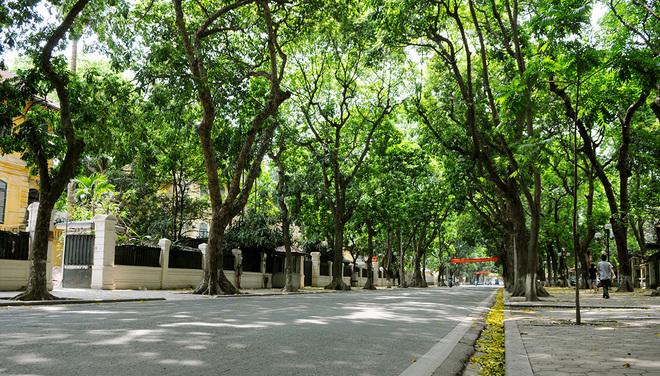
[572,48,582,325]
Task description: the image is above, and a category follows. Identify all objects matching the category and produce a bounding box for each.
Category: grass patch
[471,288,504,376]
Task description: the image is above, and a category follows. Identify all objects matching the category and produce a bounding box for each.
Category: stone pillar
[310,252,320,287]
[372,259,379,286]
[26,202,55,290]
[260,252,269,288]
[328,261,333,278]
[349,263,355,287]
[91,215,117,290]
[198,243,207,272]
[299,255,305,288]
[159,238,171,289]
[232,249,242,289]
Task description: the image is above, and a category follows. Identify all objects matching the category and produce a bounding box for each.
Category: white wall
[113,266,162,290]
[164,268,203,289]
[317,275,332,287]
[240,271,270,289]
[111,266,272,290]
[0,260,29,291]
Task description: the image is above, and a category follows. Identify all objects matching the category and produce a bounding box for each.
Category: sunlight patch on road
[91,329,166,345]
[295,317,328,325]
[8,353,53,365]
[158,359,204,366]
[161,321,267,329]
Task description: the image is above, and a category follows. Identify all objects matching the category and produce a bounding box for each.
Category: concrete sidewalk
[0,286,341,306]
[505,288,660,376]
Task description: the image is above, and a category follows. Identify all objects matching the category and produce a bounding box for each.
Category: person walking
[588,263,598,293]
[597,254,616,299]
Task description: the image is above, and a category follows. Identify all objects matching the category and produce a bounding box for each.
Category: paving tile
[505,289,660,376]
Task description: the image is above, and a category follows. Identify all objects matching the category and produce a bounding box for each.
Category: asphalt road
[0,287,495,376]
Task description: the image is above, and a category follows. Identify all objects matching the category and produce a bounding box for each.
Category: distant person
[597,254,615,299]
[588,263,598,293]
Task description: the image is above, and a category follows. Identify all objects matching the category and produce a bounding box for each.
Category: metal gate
[62,234,95,288]
[304,259,312,287]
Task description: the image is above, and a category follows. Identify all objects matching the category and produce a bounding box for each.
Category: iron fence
[0,231,29,260]
[320,262,330,276]
[114,245,161,267]
[343,264,352,277]
[169,246,203,269]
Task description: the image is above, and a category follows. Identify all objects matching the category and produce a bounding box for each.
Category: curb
[397,289,497,376]
[504,309,534,376]
[0,289,343,306]
[0,298,166,307]
[434,291,498,376]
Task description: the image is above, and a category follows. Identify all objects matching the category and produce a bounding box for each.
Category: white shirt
[597,260,613,280]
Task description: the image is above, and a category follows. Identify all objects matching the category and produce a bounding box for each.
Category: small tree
[1,0,133,300]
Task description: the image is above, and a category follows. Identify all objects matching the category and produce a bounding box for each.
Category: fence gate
[62,234,95,288]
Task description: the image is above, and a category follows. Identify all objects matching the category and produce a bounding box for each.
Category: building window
[0,180,6,224]
[198,223,208,239]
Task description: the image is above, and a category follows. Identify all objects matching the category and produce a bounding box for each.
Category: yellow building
[0,153,40,232]
[0,71,56,232]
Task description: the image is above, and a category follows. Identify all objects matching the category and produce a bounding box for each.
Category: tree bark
[173,0,289,295]
[271,142,297,292]
[398,226,407,288]
[550,81,649,293]
[326,210,349,290]
[13,0,91,301]
[363,220,376,290]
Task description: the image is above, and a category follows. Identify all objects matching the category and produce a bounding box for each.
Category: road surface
[0,287,495,376]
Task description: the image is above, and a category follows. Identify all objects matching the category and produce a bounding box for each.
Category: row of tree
[0,0,656,300]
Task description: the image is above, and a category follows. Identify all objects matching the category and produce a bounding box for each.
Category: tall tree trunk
[14,198,59,300]
[65,36,79,234]
[386,230,394,287]
[510,197,528,296]
[272,149,297,292]
[66,34,81,219]
[546,242,558,287]
[282,215,295,292]
[174,0,288,295]
[363,220,376,290]
[326,208,349,290]
[578,168,596,289]
[398,226,407,288]
[550,82,649,293]
[13,0,90,301]
[411,227,428,288]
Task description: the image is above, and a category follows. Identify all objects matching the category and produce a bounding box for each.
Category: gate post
[231,248,242,289]
[310,252,320,287]
[300,255,305,288]
[159,238,171,289]
[372,259,379,286]
[91,215,117,290]
[26,202,55,290]
[198,243,207,271]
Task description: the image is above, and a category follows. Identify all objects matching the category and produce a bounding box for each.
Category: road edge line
[504,308,534,376]
[398,289,498,376]
[0,298,166,307]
